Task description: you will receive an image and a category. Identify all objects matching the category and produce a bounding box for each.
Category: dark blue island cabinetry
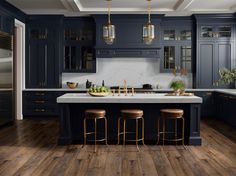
[25,15,63,88]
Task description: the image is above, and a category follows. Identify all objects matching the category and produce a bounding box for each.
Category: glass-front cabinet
[161,26,192,73]
[63,18,96,73]
[180,46,192,71]
[162,45,192,72]
[199,24,233,40]
[162,27,191,41]
[164,46,175,70]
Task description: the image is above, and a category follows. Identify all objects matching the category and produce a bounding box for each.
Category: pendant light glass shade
[103,24,115,45]
[103,0,115,45]
[143,0,155,45]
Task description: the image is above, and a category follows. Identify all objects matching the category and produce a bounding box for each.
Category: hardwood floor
[0,118,235,176]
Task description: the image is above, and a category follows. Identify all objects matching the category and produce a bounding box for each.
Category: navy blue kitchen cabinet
[63,17,96,73]
[0,12,14,34]
[193,91,214,118]
[214,92,236,128]
[23,91,60,117]
[194,14,236,88]
[25,16,63,88]
[160,18,192,73]
[94,15,163,58]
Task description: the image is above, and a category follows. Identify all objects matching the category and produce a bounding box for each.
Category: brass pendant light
[103,0,115,45]
[143,0,155,45]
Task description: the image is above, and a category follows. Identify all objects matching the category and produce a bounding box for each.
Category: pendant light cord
[108,0,111,24]
[148,0,151,24]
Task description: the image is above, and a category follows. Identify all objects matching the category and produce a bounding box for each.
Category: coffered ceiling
[6,0,236,16]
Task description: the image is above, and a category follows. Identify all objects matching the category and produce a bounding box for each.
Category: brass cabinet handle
[34,100,45,104]
[35,93,45,96]
[206,92,212,96]
[229,96,236,100]
[34,109,45,112]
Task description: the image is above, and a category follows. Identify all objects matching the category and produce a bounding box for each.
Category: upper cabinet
[194,14,236,88]
[25,16,63,88]
[0,12,14,34]
[160,18,193,73]
[63,17,96,73]
[199,24,234,41]
[94,15,163,58]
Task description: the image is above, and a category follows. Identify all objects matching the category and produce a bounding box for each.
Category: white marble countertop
[23,88,236,96]
[57,93,203,104]
[23,88,221,92]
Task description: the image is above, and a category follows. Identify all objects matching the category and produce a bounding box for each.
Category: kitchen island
[57,93,203,145]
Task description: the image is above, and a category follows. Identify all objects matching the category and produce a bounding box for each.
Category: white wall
[62,58,192,89]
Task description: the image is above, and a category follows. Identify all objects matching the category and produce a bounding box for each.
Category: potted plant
[219,68,236,88]
[170,80,185,95]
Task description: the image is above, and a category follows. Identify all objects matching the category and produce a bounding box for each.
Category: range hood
[93,15,163,58]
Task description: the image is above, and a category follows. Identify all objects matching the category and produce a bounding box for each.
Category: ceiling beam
[60,0,82,11]
[174,0,195,11]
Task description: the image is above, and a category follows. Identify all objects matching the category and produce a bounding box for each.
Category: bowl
[66,82,78,89]
[89,92,110,97]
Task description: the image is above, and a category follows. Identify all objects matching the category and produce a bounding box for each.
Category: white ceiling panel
[5,0,236,16]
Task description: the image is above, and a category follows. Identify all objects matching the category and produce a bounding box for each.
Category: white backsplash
[62,58,192,89]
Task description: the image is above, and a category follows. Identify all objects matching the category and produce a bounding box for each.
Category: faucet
[124,80,128,96]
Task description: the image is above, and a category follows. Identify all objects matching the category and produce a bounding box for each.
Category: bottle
[86,79,91,88]
[102,80,105,87]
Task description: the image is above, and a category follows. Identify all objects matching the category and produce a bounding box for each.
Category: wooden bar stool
[157,109,185,146]
[117,109,144,150]
[84,109,107,152]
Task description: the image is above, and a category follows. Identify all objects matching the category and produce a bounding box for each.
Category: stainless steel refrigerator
[0,31,14,126]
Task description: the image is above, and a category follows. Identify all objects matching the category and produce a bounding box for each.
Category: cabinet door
[1,15,13,34]
[215,41,232,88]
[197,42,214,88]
[161,45,177,72]
[199,25,214,39]
[45,43,60,88]
[26,43,46,88]
[180,45,192,72]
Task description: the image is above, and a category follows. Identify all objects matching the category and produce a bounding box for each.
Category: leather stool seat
[85,109,106,119]
[160,109,184,119]
[121,109,143,119]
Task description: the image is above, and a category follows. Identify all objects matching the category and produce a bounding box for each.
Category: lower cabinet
[192,91,214,118]
[214,92,236,128]
[23,91,60,117]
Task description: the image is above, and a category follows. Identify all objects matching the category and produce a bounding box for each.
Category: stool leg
[94,118,97,152]
[84,118,87,145]
[182,117,185,146]
[163,117,165,146]
[123,119,126,145]
[117,117,121,145]
[142,117,145,145]
[136,118,138,146]
[157,117,160,144]
[105,117,108,145]
[175,119,177,146]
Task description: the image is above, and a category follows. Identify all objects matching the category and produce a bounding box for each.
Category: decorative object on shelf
[86,79,92,88]
[66,82,78,89]
[172,66,188,77]
[103,0,115,45]
[88,85,110,97]
[143,0,155,45]
[219,68,236,88]
[170,80,185,95]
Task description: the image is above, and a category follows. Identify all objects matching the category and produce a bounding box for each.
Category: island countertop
[57,93,203,104]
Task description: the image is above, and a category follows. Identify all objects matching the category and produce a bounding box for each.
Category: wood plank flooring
[0,118,235,176]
